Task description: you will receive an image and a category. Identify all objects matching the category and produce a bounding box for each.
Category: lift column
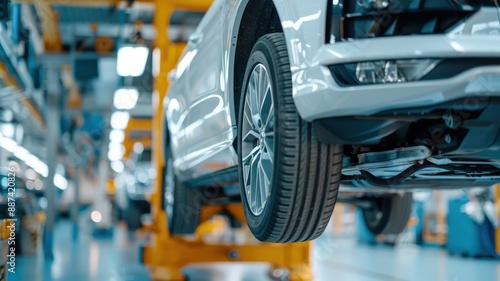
[141,1,313,280]
[42,65,61,260]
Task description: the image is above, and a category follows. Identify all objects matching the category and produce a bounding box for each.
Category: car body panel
[273,0,328,70]
[166,0,237,179]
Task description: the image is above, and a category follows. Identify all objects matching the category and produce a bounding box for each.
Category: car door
[166,0,235,178]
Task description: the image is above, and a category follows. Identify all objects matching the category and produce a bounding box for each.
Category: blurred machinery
[115,144,154,229]
[447,188,499,258]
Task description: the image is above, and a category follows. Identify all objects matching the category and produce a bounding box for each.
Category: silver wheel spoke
[263,136,274,162]
[250,71,261,127]
[258,66,268,104]
[243,146,261,164]
[264,106,274,132]
[244,99,254,128]
[258,161,271,197]
[243,129,260,143]
[249,150,261,213]
[260,86,272,127]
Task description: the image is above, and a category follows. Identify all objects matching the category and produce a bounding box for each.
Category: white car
[162,0,500,242]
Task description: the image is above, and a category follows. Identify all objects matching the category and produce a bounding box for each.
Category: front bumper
[294,35,500,121]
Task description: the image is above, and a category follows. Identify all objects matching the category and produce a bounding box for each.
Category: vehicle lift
[139,1,313,280]
[495,184,500,255]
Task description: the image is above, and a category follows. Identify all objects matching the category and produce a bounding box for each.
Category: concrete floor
[8,221,500,281]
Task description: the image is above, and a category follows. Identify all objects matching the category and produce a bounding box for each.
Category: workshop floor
[8,220,500,281]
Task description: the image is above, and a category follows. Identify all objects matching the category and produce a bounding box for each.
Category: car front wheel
[237,33,343,243]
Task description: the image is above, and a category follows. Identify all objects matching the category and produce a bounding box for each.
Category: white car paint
[165,0,500,179]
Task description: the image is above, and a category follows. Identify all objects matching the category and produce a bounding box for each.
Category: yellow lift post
[495,184,500,255]
[140,1,313,280]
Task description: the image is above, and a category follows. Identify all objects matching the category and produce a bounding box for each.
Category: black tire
[163,145,203,235]
[362,193,413,235]
[237,33,343,243]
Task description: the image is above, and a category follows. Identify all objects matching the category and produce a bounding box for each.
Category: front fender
[272,0,328,71]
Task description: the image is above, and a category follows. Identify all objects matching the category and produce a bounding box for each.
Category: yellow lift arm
[495,184,500,255]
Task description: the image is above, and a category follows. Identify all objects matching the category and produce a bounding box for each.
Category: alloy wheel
[241,63,275,216]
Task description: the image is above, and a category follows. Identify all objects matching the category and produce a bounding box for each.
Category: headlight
[331,59,440,85]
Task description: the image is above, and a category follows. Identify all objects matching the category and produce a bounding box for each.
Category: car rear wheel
[362,193,413,235]
[237,33,343,243]
[164,145,202,235]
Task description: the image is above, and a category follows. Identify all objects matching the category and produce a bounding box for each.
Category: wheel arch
[229,0,330,131]
[229,0,284,143]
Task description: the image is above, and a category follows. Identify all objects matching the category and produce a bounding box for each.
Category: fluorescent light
[1,137,18,152]
[152,48,160,77]
[0,123,15,139]
[109,129,125,143]
[133,142,144,154]
[117,45,149,77]
[110,111,130,130]
[34,163,48,178]
[110,161,125,173]
[0,133,48,177]
[108,142,125,152]
[90,211,102,223]
[108,151,123,162]
[53,174,68,190]
[108,145,124,162]
[27,154,48,177]
[13,146,30,161]
[26,154,39,166]
[113,88,139,110]
[1,109,13,122]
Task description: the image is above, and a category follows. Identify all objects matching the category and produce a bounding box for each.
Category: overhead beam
[14,0,152,6]
[14,0,211,10]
